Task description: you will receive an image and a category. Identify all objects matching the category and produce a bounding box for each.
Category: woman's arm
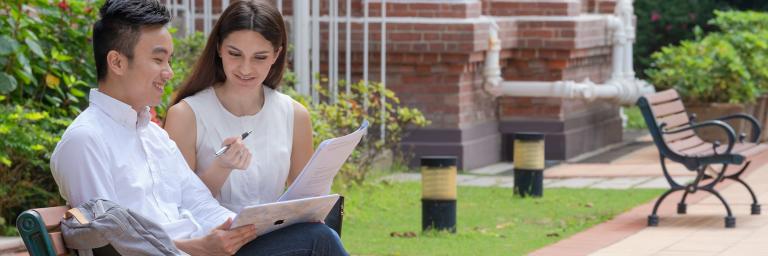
[165,101,251,197]
[287,101,314,187]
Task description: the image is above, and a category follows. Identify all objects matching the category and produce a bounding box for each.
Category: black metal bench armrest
[660,120,737,155]
[718,113,762,143]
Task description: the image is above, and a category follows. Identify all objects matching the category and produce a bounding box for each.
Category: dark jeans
[235,223,348,256]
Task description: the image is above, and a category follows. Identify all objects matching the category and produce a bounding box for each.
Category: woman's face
[219,30,281,88]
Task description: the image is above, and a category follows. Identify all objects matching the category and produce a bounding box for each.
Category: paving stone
[459,176,500,187]
[589,177,655,189]
[379,173,420,183]
[466,162,514,175]
[635,177,694,189]
[545,178,605,188]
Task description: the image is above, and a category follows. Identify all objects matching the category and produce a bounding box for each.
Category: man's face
[122,26,174,108]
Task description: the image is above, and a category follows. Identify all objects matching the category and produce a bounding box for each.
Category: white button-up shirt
[51,89,235,239]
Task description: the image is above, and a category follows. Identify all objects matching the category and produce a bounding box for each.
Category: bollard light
[513,133,545,197]
[421,156,457,233]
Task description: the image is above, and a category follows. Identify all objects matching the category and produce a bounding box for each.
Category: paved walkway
[380,133,768,256]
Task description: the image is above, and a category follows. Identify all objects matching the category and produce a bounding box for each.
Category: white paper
[277,120,368,201]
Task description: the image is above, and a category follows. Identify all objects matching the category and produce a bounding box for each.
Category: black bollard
[513,133,545,197]
[421,156,457,233]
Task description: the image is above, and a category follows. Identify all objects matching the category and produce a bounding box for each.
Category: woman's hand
[214,137,252,170]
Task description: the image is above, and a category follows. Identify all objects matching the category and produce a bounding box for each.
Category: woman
[164,0,312,213]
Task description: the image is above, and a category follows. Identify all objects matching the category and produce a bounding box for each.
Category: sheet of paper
[278,120,368,201]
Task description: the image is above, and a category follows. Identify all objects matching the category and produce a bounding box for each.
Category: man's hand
[175,218,258,256]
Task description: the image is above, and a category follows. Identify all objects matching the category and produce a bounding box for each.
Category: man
[50,1,347,255]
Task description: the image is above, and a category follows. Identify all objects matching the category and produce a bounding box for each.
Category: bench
[16,197,345,255]
[637,89,767,228]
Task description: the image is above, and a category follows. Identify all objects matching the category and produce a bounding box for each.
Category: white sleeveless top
[183,86,294,212]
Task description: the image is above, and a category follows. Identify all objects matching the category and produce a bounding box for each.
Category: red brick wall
[183,0,623,163]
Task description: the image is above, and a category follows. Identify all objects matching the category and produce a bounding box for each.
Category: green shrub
[0,0,101,116]
[633,0,768,80]
[634,0,727,79]
[709,10,768,32]
[156,30,207,120]
[0,105,70,235]
[284,79,430,187]
[646,11,768,104]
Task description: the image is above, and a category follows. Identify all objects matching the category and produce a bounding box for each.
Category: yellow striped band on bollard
[513,135,545,170]
[421,166,457,200]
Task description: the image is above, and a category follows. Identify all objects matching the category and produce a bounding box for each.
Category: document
[231,194,340,231]
[278,120,369,201]
[230,120,367,231]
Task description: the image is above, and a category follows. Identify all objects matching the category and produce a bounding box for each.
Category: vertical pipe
[183,0,192,36]
[363,0,369,110]
[329,0,338,103]
[293,0,310,96]
[380,0,386,140]
[203,0,211,34]
[190,0,196,32]
[223,0,229,10]
[345,0,351,94]
[277,0,283,13]
[311,0,320,104]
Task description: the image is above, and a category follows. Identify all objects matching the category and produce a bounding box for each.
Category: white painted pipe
[482,17,502,87]
[491,0,654,105]
[345,0,351,94]
[380,0,387,140]
[311,0,320,103]
[293,0,311,95]
[363,0,369,110]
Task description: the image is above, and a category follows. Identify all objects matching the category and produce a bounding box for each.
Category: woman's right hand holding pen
[214,136,252,170]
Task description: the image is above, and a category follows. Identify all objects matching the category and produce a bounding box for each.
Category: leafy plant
[284,79,430,186]
[0,105,70,235]
[633,0,768,80]
[0,0,101,117]
[645,11,768,104]
[155,30,207,121]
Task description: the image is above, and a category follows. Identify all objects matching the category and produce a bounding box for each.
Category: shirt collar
[89,89,151,129]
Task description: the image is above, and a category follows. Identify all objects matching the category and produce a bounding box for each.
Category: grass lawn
[339,181,662,255]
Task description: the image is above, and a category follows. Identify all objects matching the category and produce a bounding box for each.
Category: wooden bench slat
[668,137,705,152]
[34,206,69,230]
[678,143,714,156]
[663,129,697,143]
[645,89,680,104]
[739,144,768,157]
[650,100,686,118]
[657,112,690,129]
[49,232,68,256]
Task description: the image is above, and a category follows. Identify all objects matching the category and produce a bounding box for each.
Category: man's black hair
[93,0,171,81]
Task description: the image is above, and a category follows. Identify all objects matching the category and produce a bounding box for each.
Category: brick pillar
[364,1,500,170]
[221,0,624,169]
[488,0,623,160]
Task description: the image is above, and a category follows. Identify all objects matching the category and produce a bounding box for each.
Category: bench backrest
[637,89,709,157]
[16,206,70,256]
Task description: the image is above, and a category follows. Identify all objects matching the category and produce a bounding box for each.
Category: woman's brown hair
[171,0,287,106]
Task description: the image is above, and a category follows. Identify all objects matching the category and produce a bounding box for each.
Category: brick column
[487,0,623,161]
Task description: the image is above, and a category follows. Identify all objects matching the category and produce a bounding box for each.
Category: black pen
[215,131,253,156]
